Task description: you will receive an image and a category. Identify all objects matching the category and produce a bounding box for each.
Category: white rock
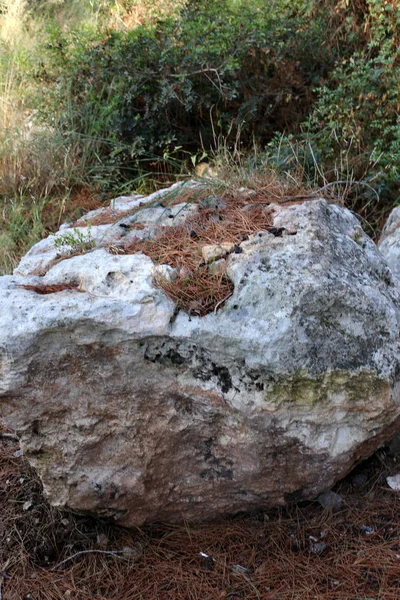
[2,194,400,527]
[202,242,234,264]
[379,206,400,280]
[387,474,400,491]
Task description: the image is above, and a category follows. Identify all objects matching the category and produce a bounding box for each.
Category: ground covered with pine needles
[2,425,400,600]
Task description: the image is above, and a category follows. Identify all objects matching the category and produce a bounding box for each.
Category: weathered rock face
[2,183,400,527]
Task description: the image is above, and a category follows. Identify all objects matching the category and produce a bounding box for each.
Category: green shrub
[265,1,400,235]
[38,0,337,184]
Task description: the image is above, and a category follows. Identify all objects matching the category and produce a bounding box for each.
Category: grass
[0,0,171,275]
[2,424,400,599]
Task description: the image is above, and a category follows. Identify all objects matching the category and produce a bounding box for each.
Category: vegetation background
[1,0,399,273]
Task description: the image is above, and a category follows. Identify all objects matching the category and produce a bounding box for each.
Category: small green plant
[53,225,95,254]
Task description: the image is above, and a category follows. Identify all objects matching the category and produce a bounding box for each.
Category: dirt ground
[2,427,400,600]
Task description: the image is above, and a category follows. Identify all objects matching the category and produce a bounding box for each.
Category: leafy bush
[39,0,337,184]
[265,0,400,235]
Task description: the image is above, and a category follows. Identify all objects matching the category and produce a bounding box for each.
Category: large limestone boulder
[2,183,400,527]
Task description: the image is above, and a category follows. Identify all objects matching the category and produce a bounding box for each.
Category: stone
[2,186,400,527]
[378,205,400,280]
[386,475,400,491]
[316,491,343,509]
[201,242,234,264]
[198,195,226,210]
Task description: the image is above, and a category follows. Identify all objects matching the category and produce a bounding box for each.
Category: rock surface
[379,205,400,280]
[2,183,400,527]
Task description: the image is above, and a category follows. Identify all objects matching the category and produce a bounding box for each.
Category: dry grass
[108,0,187,30]
[2,424,400,599]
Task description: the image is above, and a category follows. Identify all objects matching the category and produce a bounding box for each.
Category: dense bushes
[40,0,339,184]
[303,1,400,229]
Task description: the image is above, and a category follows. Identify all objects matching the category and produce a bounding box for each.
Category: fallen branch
[51,549,131,571]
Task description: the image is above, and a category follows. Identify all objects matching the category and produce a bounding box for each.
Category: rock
[2,187,400,527]
[15,181,200,277]
[201,242,234,264]
[316,491,343,509]
[386,475,400,491]
[360,525,375,535]
[309,541,328,555]
[349,471,369,488]
[198,195,226,210]
[378,205,400,280]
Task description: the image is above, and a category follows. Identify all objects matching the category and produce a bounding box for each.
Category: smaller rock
[267,227,286,237]
[121,544,143,559]
[350,472,369,488]
[208,259,227,276]
[387,474,400,491]
[387,433,400,456]
[199,551,216,570]
[231,564,251,573]
[202,242,234,264]
[154,264,178,283]
[316,491,343,509]
[309,541,328,555]
[360,525,375,535]
[198,195,226,210]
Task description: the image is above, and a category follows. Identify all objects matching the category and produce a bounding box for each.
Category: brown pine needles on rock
[126,193,274,315]
[16,282,81,294]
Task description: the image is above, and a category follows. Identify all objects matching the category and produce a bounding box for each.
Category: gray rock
[198,195,226,210]
[316,491,343,509]
[386,474,400,490]
[2,187,400,527]
[378,205,400,280]
[349,472,369,488]
[309,541,328,555]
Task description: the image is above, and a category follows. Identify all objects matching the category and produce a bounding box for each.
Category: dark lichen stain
[200,467,233,481]
[211,363,232,393]
[29,448,45,457]
[93,483,103,495]
[165,349,185,365]
[143,339,234,394]
[143,341,185,366]
[200,438,234,481]
[258,258,271,273]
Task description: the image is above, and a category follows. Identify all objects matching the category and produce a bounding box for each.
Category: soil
[1,425,400,600]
